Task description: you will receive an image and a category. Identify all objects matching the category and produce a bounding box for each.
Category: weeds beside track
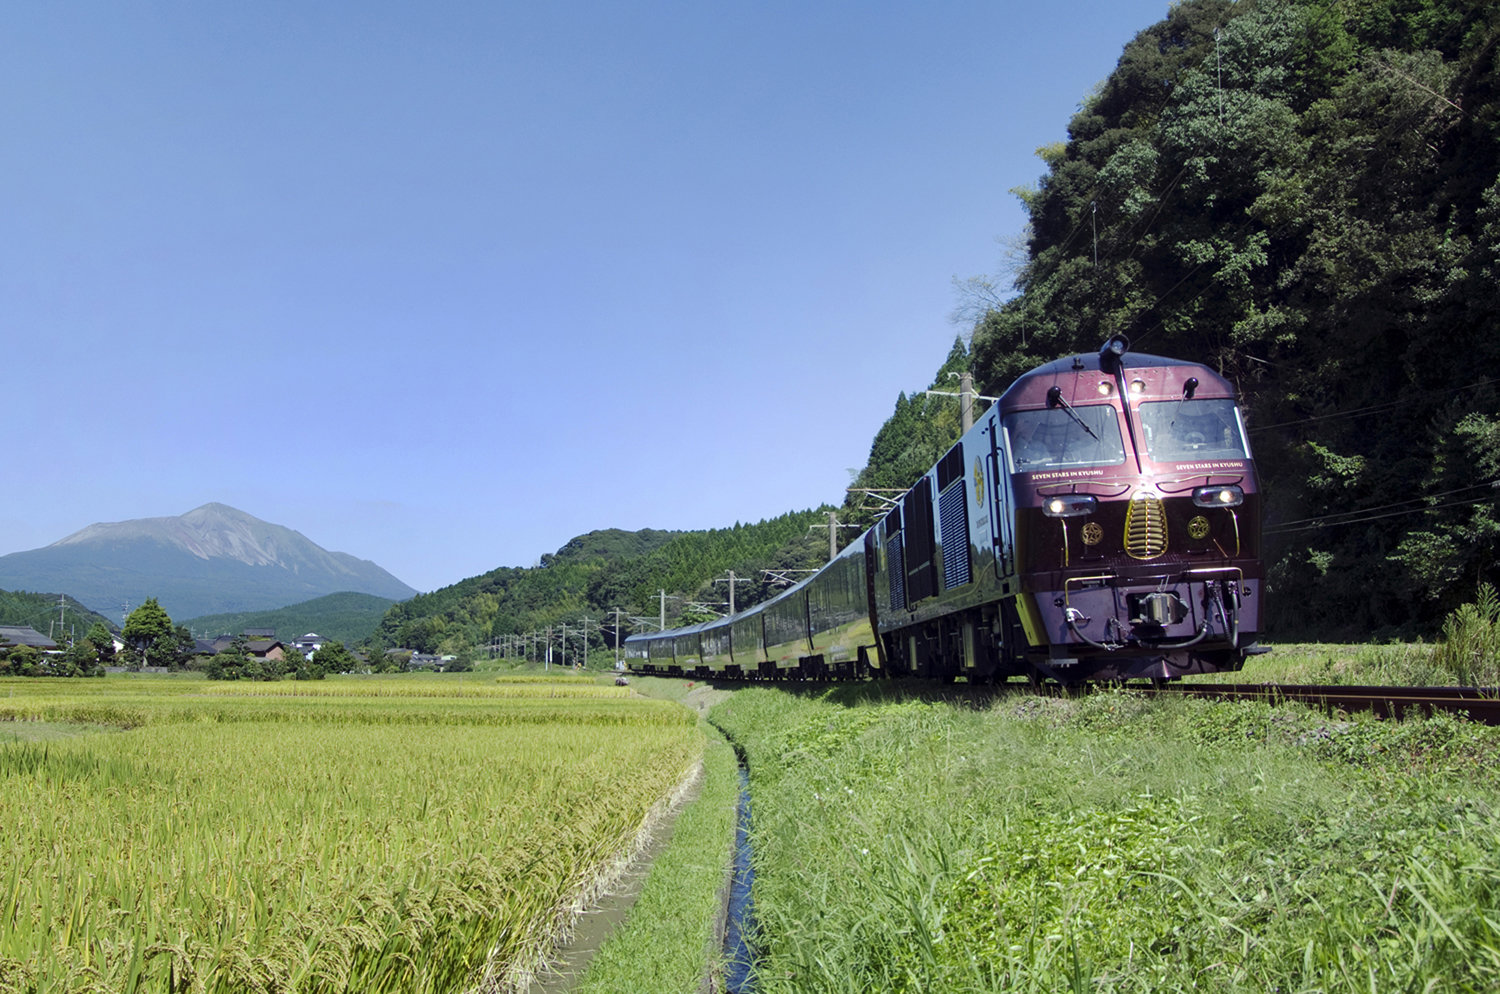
[713,683,1500,992]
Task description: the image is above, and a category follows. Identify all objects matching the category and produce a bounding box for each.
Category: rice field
[0,675,702,994]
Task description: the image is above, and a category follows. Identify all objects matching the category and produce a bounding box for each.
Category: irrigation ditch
[522,757,708,994]
[521,680,759,994]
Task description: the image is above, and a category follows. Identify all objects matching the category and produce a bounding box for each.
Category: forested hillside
[843,338,975,533]
[370,513,830,655]
[389,0,1497,648]
[849,0,1499,638]
[0,589,116,638]
[180,592,397,646]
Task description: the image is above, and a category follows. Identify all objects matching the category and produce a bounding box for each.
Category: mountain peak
[52,503,292,564]
[6,504,415,618]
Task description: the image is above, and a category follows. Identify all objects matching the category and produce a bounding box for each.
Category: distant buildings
[0,626,58,650]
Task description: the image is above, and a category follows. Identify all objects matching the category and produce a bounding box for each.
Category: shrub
[1432,584,1500,685]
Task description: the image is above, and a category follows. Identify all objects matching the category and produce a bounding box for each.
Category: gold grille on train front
[1124,490,1168,559]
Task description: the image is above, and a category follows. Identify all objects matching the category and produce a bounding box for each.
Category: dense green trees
[0,589,115,637]
[203,637,250,680]
[310,639,358,675]
[120,598,194,669]
[368,513,834,657]
[843,337,975,532]
[948,0,1500,636]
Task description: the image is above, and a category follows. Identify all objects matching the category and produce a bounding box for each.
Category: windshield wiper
[1046,386,1099,440]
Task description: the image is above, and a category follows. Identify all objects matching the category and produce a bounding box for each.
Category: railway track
[1147,682,1500,725]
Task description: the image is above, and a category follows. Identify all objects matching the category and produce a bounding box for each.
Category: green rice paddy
[0,675,701,994]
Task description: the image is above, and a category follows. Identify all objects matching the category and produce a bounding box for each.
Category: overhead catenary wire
[1265,486,1499,536]
[1269,478,1499,528]
[1247,376,1500,434]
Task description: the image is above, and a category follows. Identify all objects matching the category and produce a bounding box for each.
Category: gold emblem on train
[1081,521,1103,546]
[1124,490,1168,559]
[1187,515,1211,540]
[973,456,985,507]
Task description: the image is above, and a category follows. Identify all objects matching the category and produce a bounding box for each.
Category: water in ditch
[723,764,757,993]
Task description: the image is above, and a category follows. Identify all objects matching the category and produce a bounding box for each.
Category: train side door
[985,415,1016,581]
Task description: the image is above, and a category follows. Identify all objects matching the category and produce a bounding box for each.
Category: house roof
[244,640,284,655]
[242,628,276,638]
[0,626,58,650]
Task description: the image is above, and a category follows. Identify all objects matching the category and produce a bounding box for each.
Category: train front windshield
[1137,398,1249,463]
[1006,406,1127,471]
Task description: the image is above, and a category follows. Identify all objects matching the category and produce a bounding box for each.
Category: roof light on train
[1099,335,1129,373]
[1130,378,1146,394]
[1097,380,1113,396]
[1043,494,1098,518]
[1192,485,1244,507]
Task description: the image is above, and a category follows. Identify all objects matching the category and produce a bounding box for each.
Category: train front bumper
[1027,567,1259,679]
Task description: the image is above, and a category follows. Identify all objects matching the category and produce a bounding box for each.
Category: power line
[1267,482,1499,536]
[1249,377,1500,434]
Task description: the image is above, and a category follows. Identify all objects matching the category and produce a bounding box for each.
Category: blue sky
[3,1,1172,595]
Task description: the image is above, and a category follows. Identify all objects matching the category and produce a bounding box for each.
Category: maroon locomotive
[628,337,1263,684]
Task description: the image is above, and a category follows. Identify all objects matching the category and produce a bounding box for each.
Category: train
[625,337,1262,684]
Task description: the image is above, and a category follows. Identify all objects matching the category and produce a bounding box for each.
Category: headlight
[1192,485,1244,507]
[1042,494,1098,518]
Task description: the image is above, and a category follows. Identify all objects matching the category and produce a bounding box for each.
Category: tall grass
[1432,583,1500,686]
[714,684,1500,992]
[0,677,701,993]
[1195,642,1445,685]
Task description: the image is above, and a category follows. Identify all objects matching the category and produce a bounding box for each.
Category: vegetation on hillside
[842,338,976,533]
[850,0,1500,638]
[370,513,832,656]
[0,588,115,638]
[180,591,397,646]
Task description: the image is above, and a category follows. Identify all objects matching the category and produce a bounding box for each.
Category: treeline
[843,338,976,534]
[180,592,396,646]
[854,0,1498,639]
[0,589,116,638]
[369,511,833,656]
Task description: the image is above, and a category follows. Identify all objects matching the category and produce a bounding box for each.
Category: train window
[1138,398,1248,463]
[936,443,965,491]
[1004,406,1126,471]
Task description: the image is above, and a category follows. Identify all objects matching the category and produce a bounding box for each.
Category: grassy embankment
[0,673,707,994]
[713,680,1500,992]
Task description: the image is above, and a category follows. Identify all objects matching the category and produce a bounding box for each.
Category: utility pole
[660,589,667,631]
[613,607,624,668]
[715,571,753,615]
[960,370,975,434]
[577,616,592,668]
[923,378,998,436]
[813,513,860,560]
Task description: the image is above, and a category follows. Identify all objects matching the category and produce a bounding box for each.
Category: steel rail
[1146,682,1500,725]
